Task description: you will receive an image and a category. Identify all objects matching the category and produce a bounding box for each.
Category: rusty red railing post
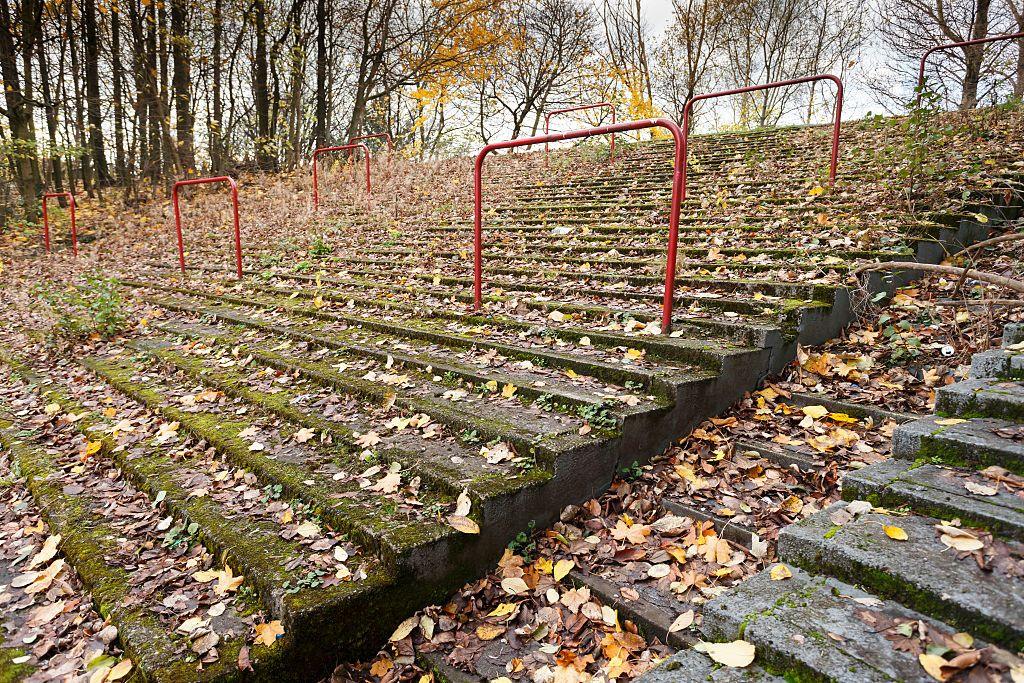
[544,103,617,165]
[312,143,372,210]
[41,191,77,256]
[172,176,243,279]
[682,75,844,200]
[349,133,394,154]
[916,32,1024,108]
[474,117,684,333]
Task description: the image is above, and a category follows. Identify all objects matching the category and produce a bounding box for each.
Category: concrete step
[893,414,1024,475]
[700,566,1020,683]
[1,358,407,675]
[936,377,1024,422]
[637,648,785,682]
[842,458,1024,541]
[779,501,1024,652]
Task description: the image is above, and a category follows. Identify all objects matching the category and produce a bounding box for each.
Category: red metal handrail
[544,102,617,164]
[349,133,393,153]
[682,75,844,199]
[474,117,684,333]
[41,192,77,256]
[312,143,372,210]
[172,176,242,279]
[916,31,1024,107]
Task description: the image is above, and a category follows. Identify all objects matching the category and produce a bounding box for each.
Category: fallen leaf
[389,616,418,642]
[694,640,756,668]
[770,564,793,581]
[669,610,694,632]
[254,620,285,647]
[553,559,574,582]
[447,515,480,534]
[883,525,908,541]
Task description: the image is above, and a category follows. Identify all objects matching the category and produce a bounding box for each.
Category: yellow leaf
[808,186,825,197]
[501,383,517,399]
[107,659,133,681]
[919,653,950,681]
[254,620,285,647]
[85,441,103,456]
[476,624,505,641]
[934,418,967,426]
[553,559,574,582]
[883,525,908,541]
[44,402,61,416]
[769,564,793,581]
[801,405,828,419]
[447,515,480,534]
[487,603,518,618]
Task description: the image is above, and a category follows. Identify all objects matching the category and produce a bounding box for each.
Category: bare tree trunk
[69,0,93,195]
[960,0,991,110]
[314,0,328,148]
[37,31,65,194]
[111,4,128,183]
[171,0,195,171]
[211,0,224,172]
[253,0,275,170]
[0,0,43,218]
[83,0,111,184]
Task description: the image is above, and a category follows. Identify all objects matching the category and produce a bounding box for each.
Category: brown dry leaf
[254,620,285,647]
[919,653,950,681]
[476,624,505,641]
[107,659,133,681]
[447,515,480,534]
[610,519,650,545]
[389,615,418,642]
[27,534,61,570]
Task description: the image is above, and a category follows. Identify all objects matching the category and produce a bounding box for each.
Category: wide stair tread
[779,501,1024,652]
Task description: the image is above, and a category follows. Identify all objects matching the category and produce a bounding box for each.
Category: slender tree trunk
[37,36,65,194]
[211,0,224,171]
[0,0,43,217]
[253,0,274,170]
[83,0,111,184]
[69,0,93,195]
[171,0,195,171]
[314,0,328,148]
[960,0,991,110]
[111,4,128,182]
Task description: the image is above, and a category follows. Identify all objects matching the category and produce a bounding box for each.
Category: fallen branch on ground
[853,261,1024,294]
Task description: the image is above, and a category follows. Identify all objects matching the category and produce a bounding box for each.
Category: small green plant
[262,483,283,502]
[535,393,557,411]
[163,521,199,550]
[459,428,481,444]
[620,460,643,481]
[34,273,129,341]
[309,236,333,257]
[577,403,618,430]
[293,260,312,273]
[283,570,325,594]
[508,520,537,560]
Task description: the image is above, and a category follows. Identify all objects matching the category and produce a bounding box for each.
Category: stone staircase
[644,325,1024,681]
[3,121,1024,680]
